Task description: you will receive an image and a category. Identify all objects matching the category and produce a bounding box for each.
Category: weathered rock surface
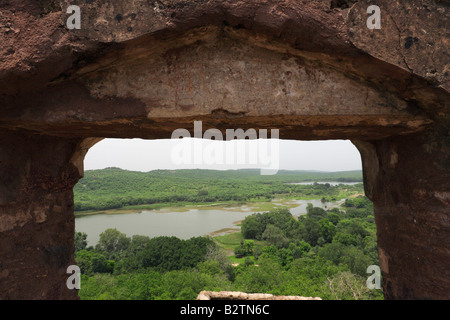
[197,291,321,300]
[0,0,448,300]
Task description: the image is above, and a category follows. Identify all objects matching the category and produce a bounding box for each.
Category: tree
[277,248,294,268]
[353,196,368,208]
[317,242,347,265]
[74,232,88,252]
[196,260,223,276]
[75,250,114,275]
[327,212,340,226]
[233,255,285,293]
[234,240,254,258]
[262,224,289,249]
[266,207,295,232]
[131,236,215,272]
[288,241,312,258]
[327,272,372,300]
[242,240,255,256]
[129,234,150,254]
[306,205,327,220]
[234,245,247,259]
[339,246,373,276]
[319,218,336,243]
[299,217,321,246]
[241,214,264,239]
[333,232,361,247]
[96,228,131,258]
[343,199,354,207]
[78,274,117,300]
[334,219,370,248]
[204,243,233,277]
[244,257,254,267]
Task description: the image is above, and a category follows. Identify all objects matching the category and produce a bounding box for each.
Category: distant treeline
[74,168,363,212]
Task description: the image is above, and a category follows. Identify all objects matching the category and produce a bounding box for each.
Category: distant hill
[84,167,362,180]
[74,168,363,212]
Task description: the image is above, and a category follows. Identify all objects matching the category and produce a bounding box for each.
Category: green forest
[74,168,363,212]
[74,168,383,300]
[75,199,383,299]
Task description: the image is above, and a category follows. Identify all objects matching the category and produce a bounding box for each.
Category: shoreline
[75,191,365,246]
[74,200,261,217]
[74,198,313,217]
[74,191,364,217]
[74,179,364,217]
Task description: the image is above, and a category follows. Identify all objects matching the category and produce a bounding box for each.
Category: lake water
[75,197,346,246]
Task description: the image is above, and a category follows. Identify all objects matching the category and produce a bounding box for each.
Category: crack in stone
[388,12,413,73]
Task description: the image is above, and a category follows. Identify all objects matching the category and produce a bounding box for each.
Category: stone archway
[0,0,448,299]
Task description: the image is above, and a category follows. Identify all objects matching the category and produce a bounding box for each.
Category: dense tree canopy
[76,195,383,300]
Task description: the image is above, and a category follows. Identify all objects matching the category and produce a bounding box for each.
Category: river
[75,196,348,246]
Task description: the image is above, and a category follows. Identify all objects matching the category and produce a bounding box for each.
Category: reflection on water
[273,198,345,216]
[75,198,345,246]
[76,209,254,246]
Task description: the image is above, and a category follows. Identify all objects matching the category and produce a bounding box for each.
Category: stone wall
[197,291,322,300]
[0,0,448,299]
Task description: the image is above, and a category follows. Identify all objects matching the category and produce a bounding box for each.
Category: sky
[83,138,362,173]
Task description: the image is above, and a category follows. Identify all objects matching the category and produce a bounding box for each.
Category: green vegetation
[76,197,383,300]
[74,168,382,300]
[74,168,363,212]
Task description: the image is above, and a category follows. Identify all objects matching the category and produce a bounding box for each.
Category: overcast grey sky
[84,138,362,172]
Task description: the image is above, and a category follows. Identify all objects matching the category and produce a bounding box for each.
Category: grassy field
[213,231,267,265]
